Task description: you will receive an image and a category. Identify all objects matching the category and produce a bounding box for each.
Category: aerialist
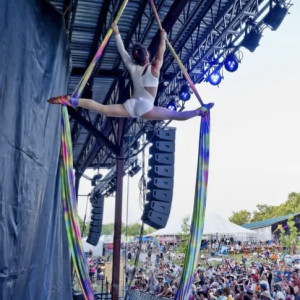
[48,23,213,120]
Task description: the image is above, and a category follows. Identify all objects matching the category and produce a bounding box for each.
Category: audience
[125,239,300,299]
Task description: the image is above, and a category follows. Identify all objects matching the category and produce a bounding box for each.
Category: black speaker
[144,200,171,215]
[147,177,174,190]
[87,193,104,246]
[149,152,174,165]
[148,165,174,177]
[147,189,173,202]
[263,4,287,31]
[142,210,170,229]
[142,127,176,229]
[86,231,101,246]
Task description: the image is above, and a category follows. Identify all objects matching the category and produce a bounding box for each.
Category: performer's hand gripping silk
[48,23,213,120]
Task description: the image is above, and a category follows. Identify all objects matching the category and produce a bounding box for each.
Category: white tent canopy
[146,211,255,237]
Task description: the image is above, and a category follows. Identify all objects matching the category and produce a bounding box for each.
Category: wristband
[69,97,79,107]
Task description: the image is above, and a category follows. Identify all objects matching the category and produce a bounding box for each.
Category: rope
[149,1,211,299]
[59,1,129,298]
[72,0,129,98]
[149,0,204,106]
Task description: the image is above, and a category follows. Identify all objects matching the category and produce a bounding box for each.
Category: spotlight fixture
[241,27,262,52]
[264,3,288,31]
[166,99,177,111]
[91,174,102,186]
[179,84,191,101]
[207,70,222,86]
[224,53,239,72]
[128,165,142,177]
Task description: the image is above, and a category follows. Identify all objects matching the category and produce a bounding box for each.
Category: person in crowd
[273,284,285,300]
[156,281,173,298]
[89,264,96,282]
[261,290,275,300]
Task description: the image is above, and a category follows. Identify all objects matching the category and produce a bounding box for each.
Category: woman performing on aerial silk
[47,23,213,120]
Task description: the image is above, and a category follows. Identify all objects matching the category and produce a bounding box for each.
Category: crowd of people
[126,240,300,300]
[87,254,106,283]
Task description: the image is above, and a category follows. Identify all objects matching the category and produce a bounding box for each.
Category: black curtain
[0,1,72,299]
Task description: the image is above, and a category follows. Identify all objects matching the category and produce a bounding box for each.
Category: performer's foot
[47,95,70,106]
[47,95,79,107]
[197,102,214,116]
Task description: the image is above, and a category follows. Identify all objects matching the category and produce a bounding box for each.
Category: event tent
[146,211,255,238]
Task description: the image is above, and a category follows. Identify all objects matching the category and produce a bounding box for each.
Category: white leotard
[141,64,159,87]
[115,34,159,118]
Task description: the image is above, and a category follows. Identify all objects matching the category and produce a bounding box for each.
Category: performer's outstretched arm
[152,29,167,73]
[112,23,134,69]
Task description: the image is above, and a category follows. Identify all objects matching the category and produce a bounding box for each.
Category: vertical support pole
[74,170,81,199]
[112,77,127,299]
[112,118,125,300]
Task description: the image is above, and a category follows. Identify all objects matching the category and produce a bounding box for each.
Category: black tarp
[0,1,72,299]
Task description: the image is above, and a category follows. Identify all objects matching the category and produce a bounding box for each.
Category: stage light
[179,84,191,101]
[91,174,102,186]
[264,3,287,31]
[207,70,222,86]
[129,165,142,177]
[241,27,262,52]
[224,53,239,72]
[166,99,177,111]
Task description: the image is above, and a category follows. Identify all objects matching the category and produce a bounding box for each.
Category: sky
[78,2,300,227]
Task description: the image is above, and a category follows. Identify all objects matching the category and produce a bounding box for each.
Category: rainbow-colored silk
[59,1,129,299]
[149,1,212,298]
[61,107,94,300]
[174,114,210,300]
[73,0,129,98]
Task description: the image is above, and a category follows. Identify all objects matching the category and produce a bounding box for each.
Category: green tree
[126,223,142,236]
[279,216,299,254]
[251,204,276,222]
[249,193,300,223]
[101,223,114,235]
[101,222,155,236]
[177,216,190,254]
[229,210,251,225]
[144,225,156,235]
[273,193,300,217]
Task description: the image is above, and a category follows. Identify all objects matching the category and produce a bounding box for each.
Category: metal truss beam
[71,0,276,181]
[71,68,123,79]
[156,0,271,108]
[68,107,119,155]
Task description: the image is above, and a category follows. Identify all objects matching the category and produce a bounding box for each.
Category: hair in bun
[132,43,148,65]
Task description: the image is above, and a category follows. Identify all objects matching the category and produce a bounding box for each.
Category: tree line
[78,219,156,237]
[229,192,300,225]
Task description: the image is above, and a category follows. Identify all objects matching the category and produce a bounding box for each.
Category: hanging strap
[60,1,129,299]
[149,0,204,106]
[174,115,210,300]
[73,0,129,98]
[61,107,94,300]
[149,1,211,299]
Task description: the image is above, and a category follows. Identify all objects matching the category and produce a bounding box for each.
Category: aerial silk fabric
[149,0,205,106]
[60,107,94,300]
[149,1,211,298]
[72,0,129,98]
[60,1,129,299]
[174,115,210,300]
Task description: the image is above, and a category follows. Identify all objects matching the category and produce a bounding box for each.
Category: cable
[81,194,90,237]
[125,145,148,299]
[125,223,144,300]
